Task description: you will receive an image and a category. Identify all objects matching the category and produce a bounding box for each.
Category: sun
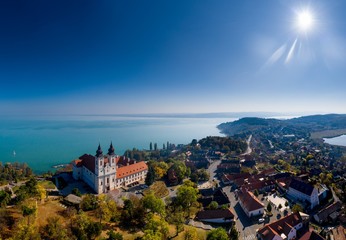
[296,10,314,33]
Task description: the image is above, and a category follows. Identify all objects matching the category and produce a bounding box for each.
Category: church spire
[96,143,103,157]
[108,142,115,155]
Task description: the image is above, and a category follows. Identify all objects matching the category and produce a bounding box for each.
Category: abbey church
[72,143,148,194]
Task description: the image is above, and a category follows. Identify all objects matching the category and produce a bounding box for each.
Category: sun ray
[285,38,298,64]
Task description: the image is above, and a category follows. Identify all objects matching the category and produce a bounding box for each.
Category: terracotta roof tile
[116,161,148,179]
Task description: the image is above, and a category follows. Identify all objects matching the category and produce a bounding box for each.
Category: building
[195,208,235,223]
[72,143,148,194]
[257,212,303,240]
[287,178,319,209]
[237,190,264,218]
[313,201,342,224]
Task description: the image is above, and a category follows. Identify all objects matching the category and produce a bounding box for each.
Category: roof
[198,188,230,207]
[79,154,96,174]
[299,231,325,240]
[116,161,148,179]
[257,212,302,240]
[315,201,342,222]
[289,178,315,196]
[64,194,82,204]
[332,226,346,240]
[72,159,83,167]
[196,209,234,220]
[238,190,264,212]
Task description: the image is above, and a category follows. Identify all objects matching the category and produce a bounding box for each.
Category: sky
[1,0,346,115]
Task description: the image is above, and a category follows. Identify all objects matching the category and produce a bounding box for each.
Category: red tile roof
[116,161,148,179]
[238,190,264,212]
[257,212,302,240]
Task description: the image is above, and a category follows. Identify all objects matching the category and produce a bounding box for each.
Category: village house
[195,208,235,224]
[237,189,264,218]
[313,201,342,224]
[287,178,319,209]
[257,212,304,240]
[72,143,148,194]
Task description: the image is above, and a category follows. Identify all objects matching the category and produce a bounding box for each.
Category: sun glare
[296,10,314,33]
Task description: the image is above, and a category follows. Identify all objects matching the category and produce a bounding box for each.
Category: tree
[254,189,259,197]
[184,228,198,240]
[22,204,36,225]
[285,201,289,207]
[229,224,239,240]
[0,190,11,207]
[107,230,123,240]
[145,165,155,186]
[266,203,272,213]
[96,194,118,223]
[144,215,169,240]
[141,192,166,217]
[207,228,229,240]
[81,194,99,211]
[41,216,68,240]
[176,183,199,217]
[278,204,282,209]
[72,188,82,197]
[208,201,218,210]
[292,204,303,213]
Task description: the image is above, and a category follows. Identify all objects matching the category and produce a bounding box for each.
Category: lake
[0,115,232,173]
[324,134,346,147]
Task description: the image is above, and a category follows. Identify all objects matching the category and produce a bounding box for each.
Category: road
[242,135,253,156]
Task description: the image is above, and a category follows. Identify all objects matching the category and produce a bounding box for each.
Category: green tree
[142,230,162,240]
[22,204,36,225]
[41,216,68,240]
[176,184,199,216]
[81,194,99,211]
[184,228,198,240]
[0,190,11,207]
[266,203,272,213]
[96,194,118,223]
[278,204,282,209]
[207,201,218,210]
[145,165,155,186]
[229,224,239,240]
[72,188,82,197]
[141,192,166,217]
[144,215,169,240]
[107,230,123,240]
[254,189,259,197]
[207,228,229,240]
[285,201,289,207]
[292,204,303,213]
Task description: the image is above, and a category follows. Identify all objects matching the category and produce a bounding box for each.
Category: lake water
[324,135,346,147]
[0,115,233,173]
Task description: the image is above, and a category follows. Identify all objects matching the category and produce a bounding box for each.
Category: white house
[287,178,319,209]
[238,190,264,218]
[257,212,303,240]
[72,143,148,194]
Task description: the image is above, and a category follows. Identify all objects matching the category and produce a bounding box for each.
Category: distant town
[0,114,346,240]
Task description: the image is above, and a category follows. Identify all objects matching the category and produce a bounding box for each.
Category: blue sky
[1,0,345,115]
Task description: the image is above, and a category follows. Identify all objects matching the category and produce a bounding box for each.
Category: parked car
[258,218,265,223]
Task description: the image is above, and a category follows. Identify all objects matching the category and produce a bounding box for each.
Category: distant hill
[218,114,346,137]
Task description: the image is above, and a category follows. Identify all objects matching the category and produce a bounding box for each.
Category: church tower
[108,142,116,167]
[95,143,104,176]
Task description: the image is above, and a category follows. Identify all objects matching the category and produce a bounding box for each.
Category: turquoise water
[324,135,346,147]
[0,115,232,173]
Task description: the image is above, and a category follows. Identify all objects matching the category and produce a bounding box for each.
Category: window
[100,181,103,185]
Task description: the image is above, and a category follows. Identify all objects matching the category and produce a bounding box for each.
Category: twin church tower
[72,142,148,194]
